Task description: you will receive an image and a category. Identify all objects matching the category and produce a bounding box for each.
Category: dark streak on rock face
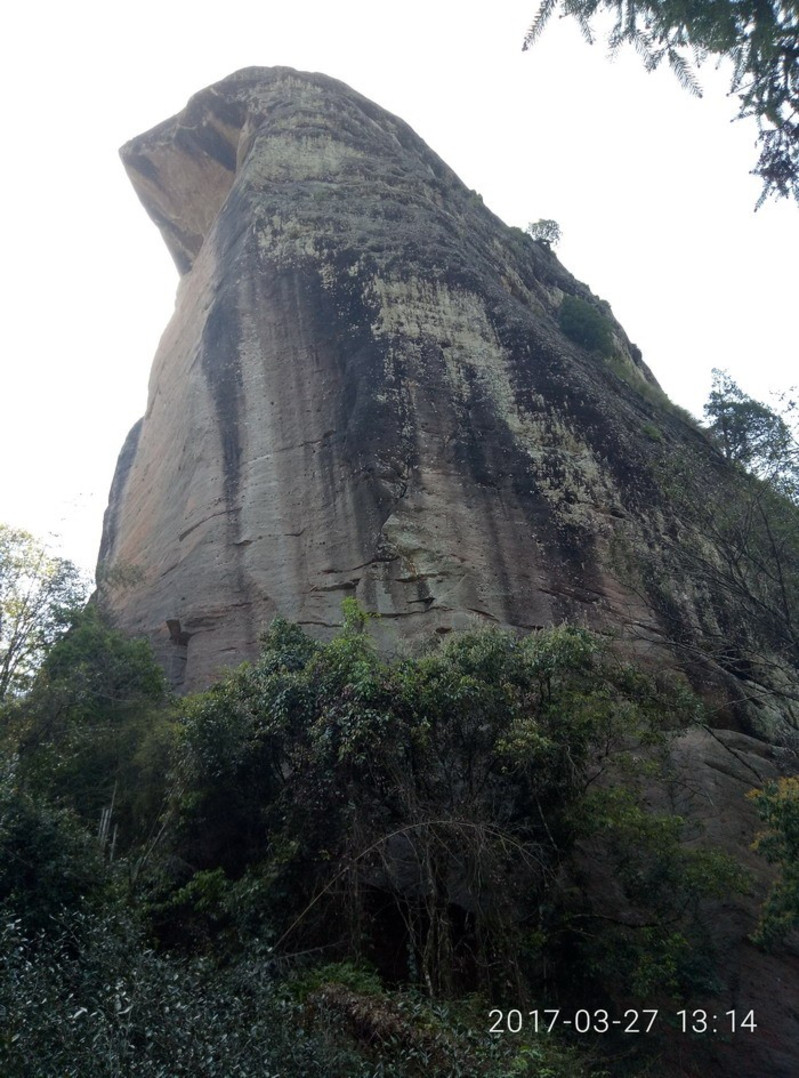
[124,151,161,187]
[201,301,243,510]
[269,253,411,563]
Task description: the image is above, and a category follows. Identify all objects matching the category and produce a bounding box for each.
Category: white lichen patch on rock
[243,133,365,185]
[372,274,621,521]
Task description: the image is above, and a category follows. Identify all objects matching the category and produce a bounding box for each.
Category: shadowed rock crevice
[200,300,244,510]
[98,418,142,566]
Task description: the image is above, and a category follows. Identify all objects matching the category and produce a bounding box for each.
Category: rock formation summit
[101,68,716,691]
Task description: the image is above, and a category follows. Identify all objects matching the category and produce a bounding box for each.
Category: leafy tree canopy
[523,0,799,207]
[0,525,87,702]
[558,293,615,355]
[161,613,734,1002]
[704,368,798,499]
[527,217,563,245]
[748,776,799,947]
[7,604,174,855]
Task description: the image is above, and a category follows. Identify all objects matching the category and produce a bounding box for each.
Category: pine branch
[522,0,560,50]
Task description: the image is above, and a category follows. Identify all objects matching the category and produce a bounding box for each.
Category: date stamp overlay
[488,1007,758,1036]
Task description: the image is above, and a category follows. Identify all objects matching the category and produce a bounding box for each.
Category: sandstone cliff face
[100,66,695,691]
[99,69,799,1076]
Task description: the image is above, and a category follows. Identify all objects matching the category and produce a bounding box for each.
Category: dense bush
[157,608,733,1006]
[748,777,799,947]
[0,911,377,1078]
[558,295,615,356]
[5,606,176,854]
[0,909,598,1078]
[0,756,108,933]
[569,787,745,997]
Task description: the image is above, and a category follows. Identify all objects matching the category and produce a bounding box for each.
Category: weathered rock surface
[100,66,703,691]
[99,68,799,1076]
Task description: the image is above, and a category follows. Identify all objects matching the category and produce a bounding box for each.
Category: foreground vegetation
[2,597,774,1076]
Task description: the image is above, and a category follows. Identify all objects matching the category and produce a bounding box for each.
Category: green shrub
[748,777,799,946]
[0,910,379,1078]
[8,606,176,854]
[559,295,615,356]
[570,787,746,998]
[0,757,108,932]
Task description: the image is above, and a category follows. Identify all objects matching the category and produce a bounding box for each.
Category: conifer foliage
[523,0,799,206]
[704,368,798,498]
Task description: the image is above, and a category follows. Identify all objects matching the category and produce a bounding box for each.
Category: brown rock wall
[98,67,752,703]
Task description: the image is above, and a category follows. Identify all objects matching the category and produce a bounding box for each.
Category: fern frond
[692,43,708,70]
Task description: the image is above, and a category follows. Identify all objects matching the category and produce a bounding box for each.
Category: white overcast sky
[1,0,797,572]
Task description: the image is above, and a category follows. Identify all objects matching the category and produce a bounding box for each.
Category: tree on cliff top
[523,0,799,207]
[527,218,562,245]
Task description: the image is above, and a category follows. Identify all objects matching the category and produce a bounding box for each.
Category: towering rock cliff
[100,66,695,691]
[98,69,799,1076]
